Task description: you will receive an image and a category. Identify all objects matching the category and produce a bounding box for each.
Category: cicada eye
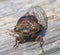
[14,27,19,31]
[16,28,19,31]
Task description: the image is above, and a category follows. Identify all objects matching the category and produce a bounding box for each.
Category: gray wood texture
[0,0,60,55]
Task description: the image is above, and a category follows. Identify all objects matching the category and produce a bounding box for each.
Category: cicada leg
[13,37,19,48]
[35,35,44,53]
[40,35,44,53]
[13,36,23,49]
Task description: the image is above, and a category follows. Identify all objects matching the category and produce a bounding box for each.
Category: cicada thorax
[14,15,40,37]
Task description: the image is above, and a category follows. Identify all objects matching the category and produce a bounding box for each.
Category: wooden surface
[0,0,60,55]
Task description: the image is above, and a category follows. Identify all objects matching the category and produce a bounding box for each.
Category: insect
[9,6,47,53]
[9,14,44,52]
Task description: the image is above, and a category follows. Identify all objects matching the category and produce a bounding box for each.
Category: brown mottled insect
[9,14,44,52]
[9,6,47,53]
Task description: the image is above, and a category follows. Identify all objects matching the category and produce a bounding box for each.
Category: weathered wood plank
[0,0,60,55]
